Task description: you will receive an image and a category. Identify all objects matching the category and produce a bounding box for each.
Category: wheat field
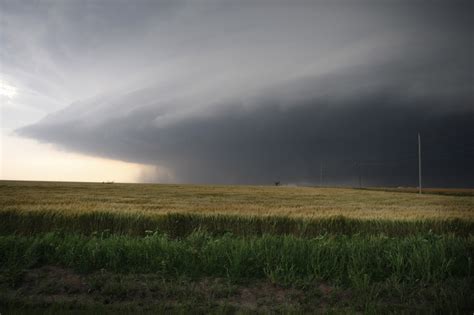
[1,180,473,220]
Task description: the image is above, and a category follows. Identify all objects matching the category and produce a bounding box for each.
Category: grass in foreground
[1,231,473,313]
[1,266,471,314]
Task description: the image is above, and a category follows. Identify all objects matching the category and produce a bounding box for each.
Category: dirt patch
[318,283,333,295]
[225,282,304,310]
[21,265,89,294]
[1,266,348,313]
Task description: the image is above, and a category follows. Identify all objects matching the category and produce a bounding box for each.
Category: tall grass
[1,231,472,286]
[1,210,473,237]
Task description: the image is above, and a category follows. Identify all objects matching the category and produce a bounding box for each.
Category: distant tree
[274,181,280,186]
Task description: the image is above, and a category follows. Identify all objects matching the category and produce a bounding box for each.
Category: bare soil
[0,266,352,313]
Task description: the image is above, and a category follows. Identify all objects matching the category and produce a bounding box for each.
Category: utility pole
[418,132,422,194]
[358,163,362,188]
[320,162,323,187]
[354,161,361,188]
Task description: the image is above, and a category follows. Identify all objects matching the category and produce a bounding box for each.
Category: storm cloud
[4,0,473,186]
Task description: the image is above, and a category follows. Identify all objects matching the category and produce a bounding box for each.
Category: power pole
[354,161,361,188]
[418,132,422,194]
[320,162,323,187]
[358,163,362,188]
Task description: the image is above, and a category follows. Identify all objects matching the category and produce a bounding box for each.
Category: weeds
[1,231,472,285]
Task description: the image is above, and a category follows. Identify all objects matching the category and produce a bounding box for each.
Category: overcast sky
[1,0,473,186]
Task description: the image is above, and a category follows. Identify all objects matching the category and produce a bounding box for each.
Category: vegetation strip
[1,232,472,283]
[1,211,473,237]
[1,231,473,313]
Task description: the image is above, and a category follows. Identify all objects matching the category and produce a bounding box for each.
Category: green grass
[1,231,471,284]
[1,231,473,313]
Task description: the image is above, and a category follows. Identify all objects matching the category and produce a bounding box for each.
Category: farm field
[361,186,474,197]
[0,180,473,313]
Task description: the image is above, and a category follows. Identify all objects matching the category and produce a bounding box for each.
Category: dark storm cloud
[8,0,474,186]
[19,57,474,187]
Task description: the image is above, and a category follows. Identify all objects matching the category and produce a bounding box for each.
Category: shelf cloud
[4,0,473,186]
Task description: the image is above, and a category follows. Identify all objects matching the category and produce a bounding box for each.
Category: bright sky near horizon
[0,78,153,182]
[0,132,152,183]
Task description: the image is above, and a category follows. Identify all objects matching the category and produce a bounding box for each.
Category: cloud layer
[4,0,473,186]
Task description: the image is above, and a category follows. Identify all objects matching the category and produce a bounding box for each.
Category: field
[0,180,473,313]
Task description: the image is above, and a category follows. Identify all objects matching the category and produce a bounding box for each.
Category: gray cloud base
[5,0,474,186]
[19,67,474,187]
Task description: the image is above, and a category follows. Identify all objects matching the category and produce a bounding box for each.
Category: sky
[1,0,473,187]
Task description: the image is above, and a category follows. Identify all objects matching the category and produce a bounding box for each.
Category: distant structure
[418,132,422,194]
